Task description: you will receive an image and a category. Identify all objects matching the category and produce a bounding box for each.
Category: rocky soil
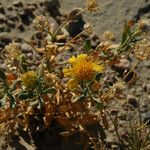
[0,0,150,150]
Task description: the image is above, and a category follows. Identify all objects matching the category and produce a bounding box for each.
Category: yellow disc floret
[21,71,37,89]
[63,54,105,89]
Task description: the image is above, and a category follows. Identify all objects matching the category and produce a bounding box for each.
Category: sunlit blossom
[63,54,105,89]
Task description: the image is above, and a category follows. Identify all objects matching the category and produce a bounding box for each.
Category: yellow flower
[63,54,105,89]
[21,71,37,89]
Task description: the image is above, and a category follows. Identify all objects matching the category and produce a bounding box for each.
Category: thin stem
[106,110,124,146]
[53,8,87,38]
[123,60,140,81]
[117,30,141,54]
[53,20,68,38]
[61,29,87,52]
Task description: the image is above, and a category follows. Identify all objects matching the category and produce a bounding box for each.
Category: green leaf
[7,91,16,108]
[20,54,28,72]
[121,21,130,44]
[84,40,91,51]
[37,64,44,79]
[42,87,56,94]
[95,101,103,110]
[0,68,6,81]
[17,91,35,100]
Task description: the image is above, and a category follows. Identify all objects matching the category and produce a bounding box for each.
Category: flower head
[86,0,99,13]
[63,54,105,89]
[33,15,49,31]
[5,42,21,60]
[134,39,150,60]
[21,71,37,89]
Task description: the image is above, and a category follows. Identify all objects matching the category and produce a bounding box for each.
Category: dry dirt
[0,0,150,150]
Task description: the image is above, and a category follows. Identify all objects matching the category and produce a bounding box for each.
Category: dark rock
[45,0,61,19]
[142,83,150,93]
[24,6,35,18]
[15,37,23,43]
[8,13,18,21]
[68,8,85,37]
[39,2,44,7]
[127,95,138,108]
[17,23,25,32]
[7,20,16,28]
[7,6,13,11]
[13,1,23,7]
[19,11,31,25]
[0,25,5,32]
[0,14,6,23]
[0,6,5,14]
[110,109,119,115]
[35,32,42,40]
[0,33,13,47]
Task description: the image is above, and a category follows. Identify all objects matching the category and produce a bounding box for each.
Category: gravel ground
[0,0,150,150]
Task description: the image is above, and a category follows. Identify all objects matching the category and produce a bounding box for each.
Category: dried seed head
[102,31,115,41]
[133,39,150,60]
[113,80,126,91]
[138,19,150,33]
[5,42,21,59]
[86,0,99,13]
[33,15,49,31]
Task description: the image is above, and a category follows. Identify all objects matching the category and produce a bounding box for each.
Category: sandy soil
[60,0,150,39]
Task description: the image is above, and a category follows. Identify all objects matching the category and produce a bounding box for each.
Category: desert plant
[0,0,150,149]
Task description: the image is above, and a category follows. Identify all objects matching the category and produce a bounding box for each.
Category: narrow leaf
[84,40,91,51]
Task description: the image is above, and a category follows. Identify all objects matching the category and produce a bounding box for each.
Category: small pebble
[17,23,25,32]
[21,43,33,53]
[0,6,5,14]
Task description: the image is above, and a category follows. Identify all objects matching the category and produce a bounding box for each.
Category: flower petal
[63,68,73,77]
[93,63,105,73]
[69,56,76,65]
[77,54,87,61]
[67,79,78,90]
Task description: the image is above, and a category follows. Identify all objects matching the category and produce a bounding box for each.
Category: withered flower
[133,39,150,60]
[5,42,21,60]
[86,0,99,13]
[33,15,49,31]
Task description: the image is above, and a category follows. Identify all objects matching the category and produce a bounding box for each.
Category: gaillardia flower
[21,71,37,89]
[63,54,105,89]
